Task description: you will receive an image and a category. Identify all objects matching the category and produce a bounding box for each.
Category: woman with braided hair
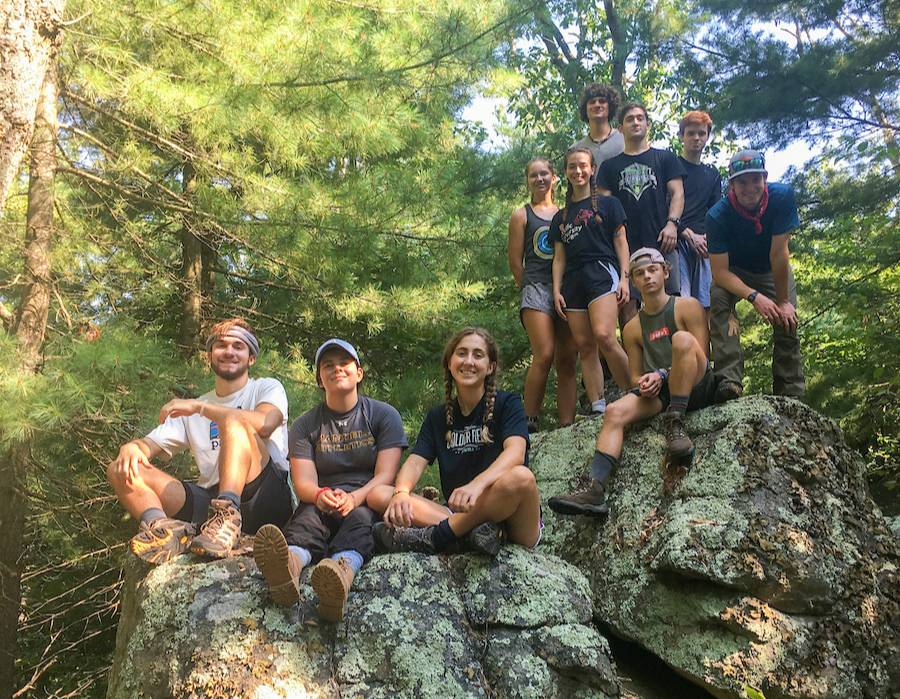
[550,147,632,403]
[368,327,541,556]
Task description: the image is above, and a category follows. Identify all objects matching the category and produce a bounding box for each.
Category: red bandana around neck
[728,184,769,234]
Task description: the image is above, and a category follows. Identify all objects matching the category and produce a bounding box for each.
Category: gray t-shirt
[289,396,408,490]
[571,129,625,176]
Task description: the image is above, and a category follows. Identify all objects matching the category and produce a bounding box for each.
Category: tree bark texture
[0,0,62,212]
[178,161,203,355]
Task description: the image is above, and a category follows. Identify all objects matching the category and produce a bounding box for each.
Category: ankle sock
[331,549,364,573]
[668,395,689,415]
[589,451,618,483]
[218,490,242,510]
[431,518,460,552]
[591,399,607,414]
[139,507,166,525]
[288,545,312,567]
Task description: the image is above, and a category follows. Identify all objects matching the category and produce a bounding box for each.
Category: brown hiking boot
[190,498,242,558]
[254,524,303,606]
[714,379,743,404]
[663,411,694,460]
[311,557,355,622]
[547,481,609,517]
[129,518,196,565]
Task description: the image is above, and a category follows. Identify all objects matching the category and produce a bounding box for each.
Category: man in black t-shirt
[253,338,407,621]
[676,110,722,310]
[597,102,685,323]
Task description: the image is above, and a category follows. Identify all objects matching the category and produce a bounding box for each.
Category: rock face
[107,546,620,699]
[534,396,900,699]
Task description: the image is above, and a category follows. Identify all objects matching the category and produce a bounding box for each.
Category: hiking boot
[714,379,743,404]
[190,498,242,558]
[253,524,303,606]
[663,411,694,460]
[311,558,355,622]
[464,521,504,557]
[373,522,436,554]
[129,518,197,565]
[547,481,609,517]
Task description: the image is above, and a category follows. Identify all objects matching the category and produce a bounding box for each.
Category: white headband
[205,327,259,356]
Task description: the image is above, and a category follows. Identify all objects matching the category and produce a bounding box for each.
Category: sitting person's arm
[113,437,164,483]
[335,446,403,516]
[381,453,430,527]
[157,399,283,438]
[290,456,343,513]
[447,434,527,513]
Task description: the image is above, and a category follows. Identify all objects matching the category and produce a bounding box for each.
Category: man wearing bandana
[107,317,294,563]
[707,150,805,401]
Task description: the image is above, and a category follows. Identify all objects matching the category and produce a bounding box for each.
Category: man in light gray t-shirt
[571,82,625,176]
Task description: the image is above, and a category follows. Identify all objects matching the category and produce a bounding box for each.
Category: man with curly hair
[571,82,624,176]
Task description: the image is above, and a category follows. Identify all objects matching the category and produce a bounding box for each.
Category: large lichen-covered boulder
[107,546,620,699]
[534,395,900,699]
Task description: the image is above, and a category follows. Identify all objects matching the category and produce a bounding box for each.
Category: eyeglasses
[729,155,765,175]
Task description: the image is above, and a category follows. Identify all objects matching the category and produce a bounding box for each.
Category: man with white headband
[548,248,716,517]
[107,317,293,563]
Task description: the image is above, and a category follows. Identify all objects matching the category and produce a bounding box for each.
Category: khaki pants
[710,267,805,397]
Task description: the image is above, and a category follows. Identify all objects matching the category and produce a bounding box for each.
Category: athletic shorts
[175,460,293,534]
[562,260,619,311]
[520,281,555,318]
[631,365,717,412]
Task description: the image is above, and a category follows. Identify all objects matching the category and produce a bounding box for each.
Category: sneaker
[547,481,609,517]
[714,379,743,404]
[129,518,196,565]
[253,524,303,606]
[311,558,355,622]
[526,415,540,434]
[663,411,694,460]
[464,521,504,557]
[373,522,436,554]
[190,498,243,558]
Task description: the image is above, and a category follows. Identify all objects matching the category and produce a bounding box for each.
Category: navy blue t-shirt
[679,157,722,235]
[411,390,529,499]
[706,182,800,274]
[548,196,626,273]
[597,148,686,252]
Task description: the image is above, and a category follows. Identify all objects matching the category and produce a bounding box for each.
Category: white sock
[591,399,607,413]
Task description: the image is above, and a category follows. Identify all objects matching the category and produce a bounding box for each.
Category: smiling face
[564,150,593,188]
[317,347,363,394]
[447,333,496,392]
[731,172,767,210]
[526,160,556,198]
[586,96,609,123]
[630,261,669,296]
[209,337,254,381]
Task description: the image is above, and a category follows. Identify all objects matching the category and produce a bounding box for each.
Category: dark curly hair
[578,83,621,124]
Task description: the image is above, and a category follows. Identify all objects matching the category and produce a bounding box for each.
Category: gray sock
[140,507,166,525]
[218,490,241,510]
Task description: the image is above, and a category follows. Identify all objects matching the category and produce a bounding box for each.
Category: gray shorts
[520,281,555,318]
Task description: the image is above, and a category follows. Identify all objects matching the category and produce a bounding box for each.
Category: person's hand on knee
[448,482,485,513]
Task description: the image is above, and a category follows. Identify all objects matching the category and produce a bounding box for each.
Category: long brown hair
[441,327,499,446]
[560,147,606,229]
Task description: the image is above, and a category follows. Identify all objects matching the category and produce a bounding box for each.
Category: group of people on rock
[108,80,805,624]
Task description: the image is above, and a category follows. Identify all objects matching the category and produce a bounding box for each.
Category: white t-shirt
[145,377,289,488]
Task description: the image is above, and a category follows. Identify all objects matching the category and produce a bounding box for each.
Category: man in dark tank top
[548,248,717,517]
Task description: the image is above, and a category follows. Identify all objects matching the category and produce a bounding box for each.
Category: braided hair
[561,146,605,229]
[441,327,500,447]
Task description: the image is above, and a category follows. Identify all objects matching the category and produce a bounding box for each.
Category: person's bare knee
[604,398,630,427]
[494,465,536,498]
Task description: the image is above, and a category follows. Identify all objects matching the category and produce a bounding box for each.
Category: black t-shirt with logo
[411,390,529,499]
[548,196,627,273]
[678,156,722,235]
[597,148,686,251]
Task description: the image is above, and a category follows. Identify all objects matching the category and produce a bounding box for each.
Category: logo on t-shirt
[649,327,671,341]
[618,163,658,201]
[209,421,220,450]
[447,425,484,454]
[533,225,553,260]
[318,430,375,453]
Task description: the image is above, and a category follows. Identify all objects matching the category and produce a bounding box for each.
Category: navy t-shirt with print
[597,148,686,252]
[548,196,626,273]
[706,182,799,274]
[678,157,722,235]
[289,395,408,490]
[411,390,529,499]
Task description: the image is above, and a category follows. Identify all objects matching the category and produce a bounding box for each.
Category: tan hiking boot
[663,411,694,460]
[129,518,196,565]
[547,481,609,517]
[190,498,242,558]
[254,524,303,606]
[311,557,355,622]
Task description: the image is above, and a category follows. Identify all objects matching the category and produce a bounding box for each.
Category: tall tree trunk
[0,59,57,699]
[0,0,62,211]
[178,161,203,355]
[603,0,627,94]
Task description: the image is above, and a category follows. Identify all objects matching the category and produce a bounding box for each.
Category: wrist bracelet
[199,402,205,416]
[656,368,669,381]
[392,489,410,497]
[314,486,332,502]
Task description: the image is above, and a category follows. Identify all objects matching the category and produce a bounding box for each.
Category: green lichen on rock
[532,395,900,699]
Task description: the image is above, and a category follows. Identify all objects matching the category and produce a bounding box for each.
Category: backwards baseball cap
[629,247,667,273]
[314,338,361,369]
[728,149,767,181]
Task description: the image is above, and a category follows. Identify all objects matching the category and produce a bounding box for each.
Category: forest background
[0,0,897,696]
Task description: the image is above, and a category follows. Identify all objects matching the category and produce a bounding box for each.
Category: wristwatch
[746,290,759,303]
[667,216,681,227]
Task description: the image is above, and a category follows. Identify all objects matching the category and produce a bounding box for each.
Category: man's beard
[212,359,249,381]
